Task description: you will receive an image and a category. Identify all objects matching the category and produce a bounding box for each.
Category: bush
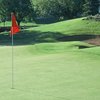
[83,14,100,21]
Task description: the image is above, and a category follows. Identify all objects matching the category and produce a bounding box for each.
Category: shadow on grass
[0,25,38,33]
[0,30,98,46]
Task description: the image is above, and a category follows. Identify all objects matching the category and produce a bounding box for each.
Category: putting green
[0,42,100,100]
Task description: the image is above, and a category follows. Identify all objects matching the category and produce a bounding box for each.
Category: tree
[83,0,99,16]
[0,0,34,26]
[35,0,85,20]
[36,0,70,18]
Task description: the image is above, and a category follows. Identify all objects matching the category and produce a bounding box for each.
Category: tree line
[0,0,100,25]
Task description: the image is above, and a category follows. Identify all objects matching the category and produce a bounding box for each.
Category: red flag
[10,13,20,35]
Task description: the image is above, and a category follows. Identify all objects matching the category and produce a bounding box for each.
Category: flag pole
[11,26,14,89]
[11,12,14,89]
[10,12,20,89]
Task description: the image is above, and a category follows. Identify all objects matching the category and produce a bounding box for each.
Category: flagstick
[11,28,14,89]
[11,12,20,89]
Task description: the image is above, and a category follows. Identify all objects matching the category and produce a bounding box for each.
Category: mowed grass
[28,18,100,35]
[0,17,100,99]
[0,42,100,100]
[0,21,36,27]
[1,18,100,35]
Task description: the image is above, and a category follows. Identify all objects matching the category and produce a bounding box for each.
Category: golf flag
[10,13,20,35]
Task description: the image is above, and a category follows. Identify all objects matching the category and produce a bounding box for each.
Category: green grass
[0,21,36,27]
[1,18,100,35]
[0,21,11,27]
[0,17,100,100]
[0,42,100,100]
[28,18,100,35]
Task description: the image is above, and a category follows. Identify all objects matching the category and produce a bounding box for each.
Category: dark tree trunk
[17,21,21,26]
[17,20,21,26]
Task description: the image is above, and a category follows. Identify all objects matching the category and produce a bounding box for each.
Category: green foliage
[35,0,85,20]
[0,0,34,25]
[83,0,99,16]
[34,0,99,20]
[83,14,100,21]
[0,0,100,24]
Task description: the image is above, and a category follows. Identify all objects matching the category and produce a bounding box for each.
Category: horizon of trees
[0,0,100,24]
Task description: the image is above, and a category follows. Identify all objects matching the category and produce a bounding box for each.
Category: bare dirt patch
[85,36,100,46]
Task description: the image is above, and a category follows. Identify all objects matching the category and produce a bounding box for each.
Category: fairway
[0,42,100,100]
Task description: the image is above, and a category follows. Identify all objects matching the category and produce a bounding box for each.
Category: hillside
[26,18,100,45]
[28,18,100,35]
[0,18,100,46]
[1,18,100,35]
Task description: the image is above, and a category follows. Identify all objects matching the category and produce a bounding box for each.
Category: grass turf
[0,17,100,99]
[1,18,100,35]
[28,18,100,35]
[0,21,36,27]
[0,42,100,100]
